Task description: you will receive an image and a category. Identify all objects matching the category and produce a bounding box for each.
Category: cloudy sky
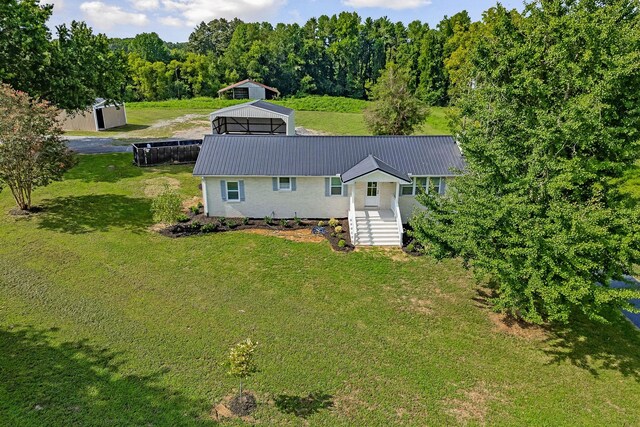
[46,0,524,42]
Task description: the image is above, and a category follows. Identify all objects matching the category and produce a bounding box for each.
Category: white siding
[398,196,427,223]
[203,176,349,218]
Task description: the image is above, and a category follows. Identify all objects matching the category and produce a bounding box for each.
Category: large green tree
[364,63,427,135]
[410,0,640,324]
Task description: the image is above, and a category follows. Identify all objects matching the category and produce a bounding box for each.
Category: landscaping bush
[318,221,325,227]
[280,218,289,228]
[151,186,182,224]
[189,205,200,214]
[338,239,346,248]
[176,213,190,223]
[264,216,273,225]
[335,225,343,233]
[218,217,227,227]
[242,217,250,225]
[328,218,340,228]
[202,223,217,233]
[228,220,237,229]
[406,243,415,252]
[294,215,302,226]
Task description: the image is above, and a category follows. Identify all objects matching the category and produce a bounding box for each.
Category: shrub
[227,220,237,229]
[335,226,343,233]
[218,217,227,227]
[264,215,273,225]
[202,223,217,233]
[318,221,325,227]
[406,243,415,252]
[294,215,302,226]
[242,217,250,225]
[338,239,346,248]
[197,202,204,209]
[328,218,340,228]
[151,186,182,224]
[176,213,190,223]
[330,232,337,237]
[189,205,200,214]
[280,218,289,228]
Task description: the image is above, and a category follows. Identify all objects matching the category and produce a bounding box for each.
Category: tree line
[2,0,512,109]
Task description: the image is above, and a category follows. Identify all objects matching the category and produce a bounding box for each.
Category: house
[193,135,464,246]
[210,100,295,136]
[60,98,127,132]
[217,79,280,100]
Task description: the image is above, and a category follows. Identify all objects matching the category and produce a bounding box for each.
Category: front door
[365,182,380,207]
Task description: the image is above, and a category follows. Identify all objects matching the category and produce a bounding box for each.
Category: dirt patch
[242,228,325,244]
[444,382,502,426]
[395,295,434,316]
[181,196,202,211]
[489,312,547,340]
[212,393,257,422]
[295,126,330,136]
[148,113,207,130]
[143,177,181,197]
[172,124,211,140]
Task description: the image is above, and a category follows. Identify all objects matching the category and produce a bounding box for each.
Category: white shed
[60,98,127,132]
[210,100,295,136]
[217,79,280,100]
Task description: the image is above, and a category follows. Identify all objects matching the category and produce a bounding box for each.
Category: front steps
[353,210,402,246]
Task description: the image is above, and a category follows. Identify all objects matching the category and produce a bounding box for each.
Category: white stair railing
[391,195,404,246]
[348,187,357,244]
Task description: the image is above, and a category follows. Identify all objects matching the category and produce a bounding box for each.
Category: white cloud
[159,16,184,27]
[80,2,149,29]
[343,0,431,9]
[130,0,159,10]
[160,0,287,26]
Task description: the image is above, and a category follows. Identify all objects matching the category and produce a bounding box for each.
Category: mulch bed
[8,206,42,216]
[159,209,354,252]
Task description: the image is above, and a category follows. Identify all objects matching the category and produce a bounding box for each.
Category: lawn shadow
[0,325,216,426]
[37,194,152,234]
[543,310,640,381]
[274,392,333,418]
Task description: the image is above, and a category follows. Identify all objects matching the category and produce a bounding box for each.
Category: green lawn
[64,97,451,138]
[1,154,639,426]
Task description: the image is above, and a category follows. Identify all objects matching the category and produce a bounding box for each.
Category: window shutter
[272,177,278,191]
[324,178,330,197]
[239,180,245,201]
[220,180,227,201]
[342,184,348,197]
[291,177,297,191]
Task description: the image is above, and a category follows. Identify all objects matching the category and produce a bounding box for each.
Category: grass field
[64,96,451,138]
[1,154,639,426]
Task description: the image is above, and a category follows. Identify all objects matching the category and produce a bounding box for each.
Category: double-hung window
[226,181,240,201]
[278,177,292,191]
[330,177,343,196]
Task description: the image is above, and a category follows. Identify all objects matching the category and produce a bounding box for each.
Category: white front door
[365,182,380,207]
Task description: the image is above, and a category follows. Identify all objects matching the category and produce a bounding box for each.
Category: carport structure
[210,100,295,136]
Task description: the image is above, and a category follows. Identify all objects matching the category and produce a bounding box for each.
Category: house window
[226,181,240,201]
[400,177,445,196]
[278,177,291,191]
[330,177,343,196]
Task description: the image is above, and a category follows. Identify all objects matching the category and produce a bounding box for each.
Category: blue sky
[46,0,525,42]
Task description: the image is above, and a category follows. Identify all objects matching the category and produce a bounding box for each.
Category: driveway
[64,136,132,154]
[610,275,640,328]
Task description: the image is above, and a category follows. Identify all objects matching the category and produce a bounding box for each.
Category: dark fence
[132,139,202,167]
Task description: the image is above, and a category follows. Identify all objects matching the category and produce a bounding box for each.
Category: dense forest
[115,10,494,104]
[0,0,519,110]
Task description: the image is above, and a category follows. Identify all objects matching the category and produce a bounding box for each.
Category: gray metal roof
[209,100,293,120]
[341,154,411,183]
[193,135,464,178]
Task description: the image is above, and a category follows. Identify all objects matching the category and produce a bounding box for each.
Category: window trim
[226,180,240,202]
[329,176,343,196]
[277,176,292,192]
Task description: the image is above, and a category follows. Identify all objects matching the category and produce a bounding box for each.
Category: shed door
[95,108,105,130]
[365,182,380,207]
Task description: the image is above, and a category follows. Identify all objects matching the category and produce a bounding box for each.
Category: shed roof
[210,100,294,120]
[193,135,464,180]
[217,79,280,95]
